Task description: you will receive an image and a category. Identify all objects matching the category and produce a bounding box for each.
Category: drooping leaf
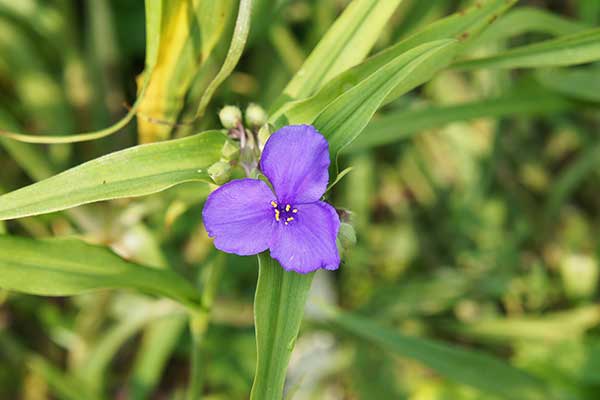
[0,235,201,309]
[0,131,228,220]
[454,28,600,70]
[314,40,459,158]
[346,87,573,152]
[473,6,589,46]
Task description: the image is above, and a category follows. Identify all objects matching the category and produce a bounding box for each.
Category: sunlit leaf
[0,131,228,220]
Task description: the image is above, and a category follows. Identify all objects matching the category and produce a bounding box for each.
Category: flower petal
[269,201,340,273]
[203,178,276,255]
[260,125,330,203]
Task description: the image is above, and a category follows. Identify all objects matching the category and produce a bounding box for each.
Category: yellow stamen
[285,222,288,225]
[292,209,298,213]
[271,201,277,207]
[274,209,280,221]
[285,204,291,212]
[286,217,294,222]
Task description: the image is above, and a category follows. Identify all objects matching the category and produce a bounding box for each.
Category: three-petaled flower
[202,125,340,273]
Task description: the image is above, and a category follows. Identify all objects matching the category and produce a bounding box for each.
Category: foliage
[0,0,599,399]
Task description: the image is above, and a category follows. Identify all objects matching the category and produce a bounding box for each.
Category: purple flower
[202,125,340,274]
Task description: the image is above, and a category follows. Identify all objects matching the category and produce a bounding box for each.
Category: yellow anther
[271,201,278,207]
[274,209,280,221]
[292,209,298,213]
[285,204,291,212]
[286,217,294,222]
[285,222,288,225]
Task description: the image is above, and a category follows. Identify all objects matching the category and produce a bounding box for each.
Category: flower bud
[245,103,267,127]
[219,105,242,129]
[338,222,356,249]
[208,161,231,185]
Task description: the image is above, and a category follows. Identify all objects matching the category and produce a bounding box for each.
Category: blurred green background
[1,0,599,399]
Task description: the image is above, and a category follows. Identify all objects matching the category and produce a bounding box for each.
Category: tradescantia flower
[202,125,340,274]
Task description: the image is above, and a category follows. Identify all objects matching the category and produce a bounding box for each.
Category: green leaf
[454,28,600,70]
[250,253,314,400]
[0,131,227,220]
[271,0,517,125]
[314,40,459,158]
[281,0,404,101]
[535,66,600,102]
[194,0,253,119]
[0,235,201,309]
[473,6,589,46]
[346,87,573,152]
[325,307,553,400]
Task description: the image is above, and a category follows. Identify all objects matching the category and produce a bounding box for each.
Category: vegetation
[0,0,599,399]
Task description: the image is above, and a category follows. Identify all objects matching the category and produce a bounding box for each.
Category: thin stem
[187,255,225,400]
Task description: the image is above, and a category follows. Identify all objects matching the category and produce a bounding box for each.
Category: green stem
[187,255,225,400]
[250,253,314,400]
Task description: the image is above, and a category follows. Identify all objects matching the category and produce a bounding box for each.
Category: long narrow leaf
[0,235,201,309]
[346,89,573,152]
[0,131,228,220]
[454,28,600,70]
[281,0,403,101]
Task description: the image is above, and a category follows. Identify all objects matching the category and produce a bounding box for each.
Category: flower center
[270,201,298,225]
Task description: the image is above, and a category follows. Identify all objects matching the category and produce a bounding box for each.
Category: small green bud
[257,123,274,151]
[219,105,242,129]
[245,103,267,127]
[207,161,231,185]
[338,222,356,249]
[221,140,240,161]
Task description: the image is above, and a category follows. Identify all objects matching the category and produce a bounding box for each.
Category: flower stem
[250,253,314,400]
